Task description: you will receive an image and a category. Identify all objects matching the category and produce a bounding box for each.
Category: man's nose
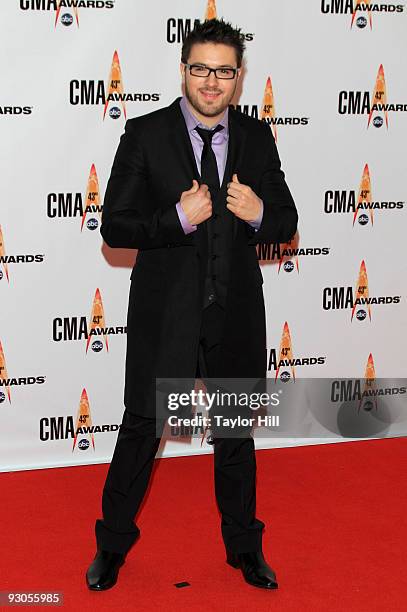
[205,71,219,86]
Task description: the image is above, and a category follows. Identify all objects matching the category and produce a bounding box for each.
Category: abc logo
[356,309,367,321]
[0,270,3,281]
[61,13,73,26]
[373,116,383,128]
[92,340,104,353]
[283,260,294,273]
[280,371,291,383]
[78,439,90,450]
[109,106,121,119]
[363,400,374,412]
[356,16,367,29]
[87,218,99,231]
[0,391,5,403]
[358,214,369,226]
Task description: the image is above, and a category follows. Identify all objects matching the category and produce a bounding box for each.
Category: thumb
[232,173,240,184]
[189,179,199,193]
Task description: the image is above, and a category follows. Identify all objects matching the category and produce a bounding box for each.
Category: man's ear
[180,63,185,81]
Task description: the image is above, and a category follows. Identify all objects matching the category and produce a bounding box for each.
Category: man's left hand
[226,174,262,222]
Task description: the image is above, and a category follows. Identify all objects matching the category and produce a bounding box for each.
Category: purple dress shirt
[176,96,263,234]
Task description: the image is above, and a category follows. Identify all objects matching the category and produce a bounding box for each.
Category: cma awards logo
[47,164,102,231]
[233,77,309,140]
[166,0,255,44]
[19,0,115,28]
[331,354,378,411]
[0,104,32,116]
[0,225,45,283]
[69,50,160,120]
[0,340,46,405]
[338,64,407,128]
[322,260,401,321]
[39,388,120,449]
[321,0,404,29]
[267,322,326,382]
[258,237,330,273]
[52,288,126,352]
[324,163,404,226]
[330,353,406,411]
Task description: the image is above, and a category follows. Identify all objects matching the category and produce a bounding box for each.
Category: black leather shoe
[226,550,278,589]
[86,550,126,591]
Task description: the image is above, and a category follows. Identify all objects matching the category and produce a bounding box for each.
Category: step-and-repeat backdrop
[1,1,406,471]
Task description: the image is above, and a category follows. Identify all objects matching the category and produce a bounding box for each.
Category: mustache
[199,88,223,94]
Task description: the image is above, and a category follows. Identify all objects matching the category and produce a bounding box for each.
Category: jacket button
[212,254,217,260]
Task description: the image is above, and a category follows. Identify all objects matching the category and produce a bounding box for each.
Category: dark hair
[181,19,245,68]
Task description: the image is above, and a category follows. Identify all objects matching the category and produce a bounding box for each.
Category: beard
[185,79,237,118]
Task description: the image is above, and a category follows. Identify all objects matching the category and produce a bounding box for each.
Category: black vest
[201,157,235,310]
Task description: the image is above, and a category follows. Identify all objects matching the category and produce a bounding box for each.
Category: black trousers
[95,303,265,554]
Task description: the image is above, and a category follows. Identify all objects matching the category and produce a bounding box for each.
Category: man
[86,19,297,592]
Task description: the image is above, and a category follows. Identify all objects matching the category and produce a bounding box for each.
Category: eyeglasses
[183,63,238,80]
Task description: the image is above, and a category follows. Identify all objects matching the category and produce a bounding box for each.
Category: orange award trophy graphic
[205,0,217,20]
[351,0,372,29]
[260,77,277,142]
[103,51,126,121]
[81,164,101,231]
[275,322,295,382]
[0,225,10,283]
[0,341,11,404]
[55,0,79,28]
[359,353,377,412]
[351,260,371,322]
[368,65,388,129]
[72,388,95,451]
[353,164,373,227]
[86,288,109,353]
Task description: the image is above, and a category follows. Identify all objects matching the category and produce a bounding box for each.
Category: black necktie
[195,125,224,195]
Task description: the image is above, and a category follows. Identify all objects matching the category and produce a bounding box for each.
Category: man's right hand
[180,180,212,225]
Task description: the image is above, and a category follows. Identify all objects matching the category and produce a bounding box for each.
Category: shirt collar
[180,96,229,139]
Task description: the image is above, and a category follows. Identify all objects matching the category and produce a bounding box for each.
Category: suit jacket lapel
[167,99,207,257]
[168,98,200,183]
[225,107,247,239]
[224,107,247,186]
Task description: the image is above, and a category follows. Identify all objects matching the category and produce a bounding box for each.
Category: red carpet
[1,438,406,611]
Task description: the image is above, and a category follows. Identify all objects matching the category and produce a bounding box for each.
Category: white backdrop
[1,0,406,471]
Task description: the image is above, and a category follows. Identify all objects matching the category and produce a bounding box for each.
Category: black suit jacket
[101,97,298,417]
